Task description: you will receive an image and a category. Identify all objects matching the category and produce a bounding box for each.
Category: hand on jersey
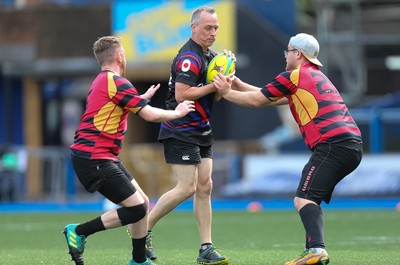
[175,100,196,117]
[141,83,161,99]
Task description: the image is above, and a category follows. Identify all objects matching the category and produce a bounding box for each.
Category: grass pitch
[1,209,399,264]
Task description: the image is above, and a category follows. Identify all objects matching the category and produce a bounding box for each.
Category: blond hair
[93,36,122,66]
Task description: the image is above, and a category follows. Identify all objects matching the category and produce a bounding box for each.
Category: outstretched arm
[232,77,289,106]
[213,73,272,108]
[224,89,272,108]
[138,100,195,122]
[231,76,261,92]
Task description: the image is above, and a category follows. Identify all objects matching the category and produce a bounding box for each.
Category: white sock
[311,248,325,254]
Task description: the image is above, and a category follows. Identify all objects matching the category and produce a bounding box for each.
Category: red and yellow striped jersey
[70,70,150,161]
[261,62,362,150]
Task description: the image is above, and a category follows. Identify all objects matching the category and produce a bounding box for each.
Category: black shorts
[163,138,212,165]
[71,155,135,204]
[297,140,363,204]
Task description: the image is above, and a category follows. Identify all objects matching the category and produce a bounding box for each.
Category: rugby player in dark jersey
[146,6,231,265]
[214,33,363,265]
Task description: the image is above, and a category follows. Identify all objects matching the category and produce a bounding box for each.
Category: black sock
[75,216,106,237]
[132,236,146,263]
[299,203,325,248]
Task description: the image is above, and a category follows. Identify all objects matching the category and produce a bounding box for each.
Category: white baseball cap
[289,33,323,67]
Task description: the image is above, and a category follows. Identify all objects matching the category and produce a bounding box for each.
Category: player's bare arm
[223,89,271,108]
[230,77,287,106]
[175,82,216,102]
[214,73,276,108]
[232,76,261,92]
[269,97,289,106]
[138,100,195,122]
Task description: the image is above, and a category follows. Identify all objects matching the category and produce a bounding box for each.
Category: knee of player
[117,203,148,226]
[196,179,213,194]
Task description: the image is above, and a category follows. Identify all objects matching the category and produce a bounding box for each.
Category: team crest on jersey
[182,59,191,72]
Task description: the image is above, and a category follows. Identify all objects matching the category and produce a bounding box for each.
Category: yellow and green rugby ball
[206,53,235,84]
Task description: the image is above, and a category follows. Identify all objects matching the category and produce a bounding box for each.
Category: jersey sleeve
[110,74,150,114]
[175,51,203,86]
[261,71,296,101]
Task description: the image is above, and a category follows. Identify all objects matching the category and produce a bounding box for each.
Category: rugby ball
[206,53,235,84]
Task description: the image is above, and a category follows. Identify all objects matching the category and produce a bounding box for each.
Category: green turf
[1,209,399,264]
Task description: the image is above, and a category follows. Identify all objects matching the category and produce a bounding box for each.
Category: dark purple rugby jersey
[158,38,217,146]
